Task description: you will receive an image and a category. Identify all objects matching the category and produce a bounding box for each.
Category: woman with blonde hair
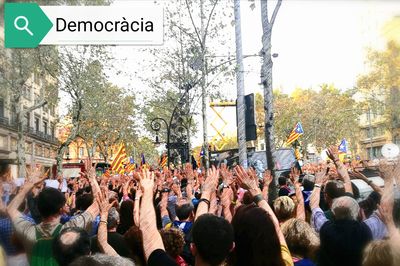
[281,218,320,266]
[362,240,393,266]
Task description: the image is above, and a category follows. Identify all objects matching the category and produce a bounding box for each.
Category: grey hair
[70,254,135,266]
[107,207,120,229]
[332,196,360,220]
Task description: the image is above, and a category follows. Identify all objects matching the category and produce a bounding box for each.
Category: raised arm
[351,170,383,195]
[310,169,329,232]
[327,146,353,194]
[138,169,165,260]
[195,166,219,221]
[234,165,287,247]
[290,167,305,221]
[97,190,119,257]
[7,168,47,220]
[133,186,142,227]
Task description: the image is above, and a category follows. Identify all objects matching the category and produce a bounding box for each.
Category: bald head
[332,196,359,220]
[53,227,91,266]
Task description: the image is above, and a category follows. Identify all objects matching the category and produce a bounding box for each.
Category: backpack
[30,224,63,266]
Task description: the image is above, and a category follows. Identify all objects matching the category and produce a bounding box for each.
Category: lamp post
[151,117,170,166]
[150,89,191,167]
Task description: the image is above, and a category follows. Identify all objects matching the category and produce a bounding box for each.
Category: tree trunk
[260,0,281,201]
[234,0,248,168]
[200,0,210,170]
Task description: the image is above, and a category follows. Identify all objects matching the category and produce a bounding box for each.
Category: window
[25,112,31,128]
[22,86,31,100]
[43,120,48,135]
[367,146,382,159]
[0,98,4,117]
[51,124,55,138]
[35,117,40,132]
[79,147,85,158]
[34,93,40,105]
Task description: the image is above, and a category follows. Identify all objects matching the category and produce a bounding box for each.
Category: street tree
[255,85,360,155]
[51,46,110,173]
[78,83,136,163]
[357,40,400,142]
[139,0,235,169]
[258,0,282,200]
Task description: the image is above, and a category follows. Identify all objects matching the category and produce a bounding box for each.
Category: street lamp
[150,89,192,168]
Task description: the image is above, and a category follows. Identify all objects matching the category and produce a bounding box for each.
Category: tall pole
[234,0,247,168]
[260,0,282,201]
[200,0,209,170]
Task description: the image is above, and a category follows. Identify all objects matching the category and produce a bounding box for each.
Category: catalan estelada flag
[285,122,304,146]
[111,144,127,174]
[159,153,167,168]
[141,153,146,166]
[338,138,348,153]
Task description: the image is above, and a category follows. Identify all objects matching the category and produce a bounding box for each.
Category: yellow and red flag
[159,153,168,168]
[111,144,127,174]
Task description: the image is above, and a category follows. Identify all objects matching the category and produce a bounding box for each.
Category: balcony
[0,116,9,126]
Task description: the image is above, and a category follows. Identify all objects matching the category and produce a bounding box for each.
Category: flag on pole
[141,153,146,166]
[338,138,348,153]
[111,144,127,174]
[159,153,167,168]
[285,122,304,145]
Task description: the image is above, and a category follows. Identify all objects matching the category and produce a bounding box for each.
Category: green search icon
[14,16,34,36]
[5,3,53,48]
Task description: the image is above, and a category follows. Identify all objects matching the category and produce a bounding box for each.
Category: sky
[105,0,400,147]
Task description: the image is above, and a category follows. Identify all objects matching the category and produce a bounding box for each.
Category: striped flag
[338,138,348,153]
[111,144,127,174]
[159,153,167,168]
[285,122,304,145]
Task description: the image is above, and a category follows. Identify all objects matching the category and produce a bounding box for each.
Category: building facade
[0,74,59,178]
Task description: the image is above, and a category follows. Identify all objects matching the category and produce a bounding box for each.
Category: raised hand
[263,170,273,187]
[138,169,155,193]
[202,166,219,194]
[234,165,261,197]
[25,166,48,187]
[314,167,328,186]
[289,167,301,186]
[326,145,340,162]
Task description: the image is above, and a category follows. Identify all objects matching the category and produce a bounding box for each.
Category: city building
[0,73,59,178]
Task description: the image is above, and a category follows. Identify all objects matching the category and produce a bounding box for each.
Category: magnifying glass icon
[14,16,34,36]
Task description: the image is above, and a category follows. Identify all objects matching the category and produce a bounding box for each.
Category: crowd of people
[0,146,399,266]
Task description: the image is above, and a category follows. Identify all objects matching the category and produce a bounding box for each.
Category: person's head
[106,207,119,230]
[160,227,185,258]
[302,174,315,191]
[359,191,381,219]
[53,227,91,266]
[69,253,135,266]
[362,240,393,266]
[123,225,145,265]
[191,214,234,266]
[231,204,285,266]
[273,196,295,222]
[0,160,11,181]
[278,176,287,186]
[324,180,345,207]
[332,196,359,220]
[75,193,94,211]
[118,200,134,233]
[281,218,320,260]
[37,187,66,219]
[175,198,194,221]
